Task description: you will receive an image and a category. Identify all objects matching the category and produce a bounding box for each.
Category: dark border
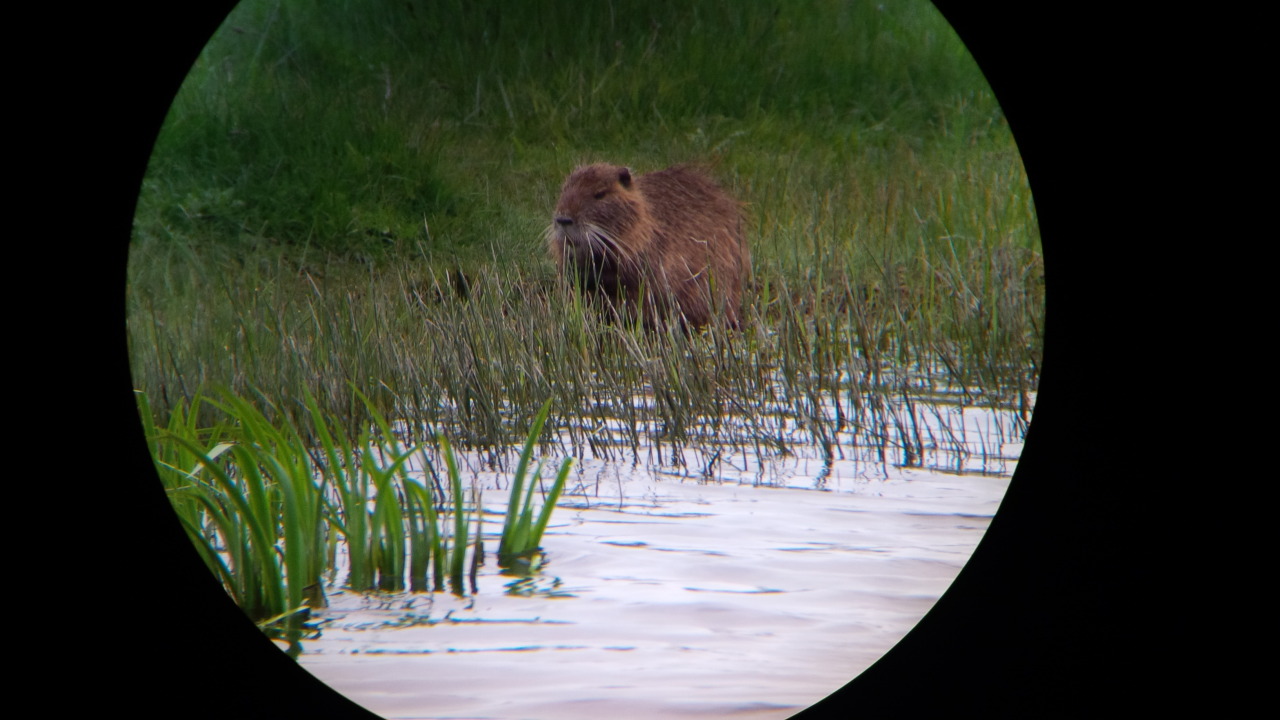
[57,2,1184,717]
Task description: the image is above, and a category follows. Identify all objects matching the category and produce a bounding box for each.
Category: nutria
[547,163,749,329]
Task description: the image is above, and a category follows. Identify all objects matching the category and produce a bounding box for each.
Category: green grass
[144,390,326,655]
[133,0,1025,265]
[142,385,573,655]
[130,0,1043,615]
[498,399,572,571]
[128,235,1040,472]
[130,2,1042,658]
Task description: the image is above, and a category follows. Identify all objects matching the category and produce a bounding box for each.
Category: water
[295,403,1020,719]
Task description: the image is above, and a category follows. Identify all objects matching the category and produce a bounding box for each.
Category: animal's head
[548,163,649,269]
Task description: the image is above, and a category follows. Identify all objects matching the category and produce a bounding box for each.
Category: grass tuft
[142,386,576,653]
[497,399,572,570]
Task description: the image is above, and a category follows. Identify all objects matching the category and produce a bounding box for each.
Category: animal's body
[548,163,749,329]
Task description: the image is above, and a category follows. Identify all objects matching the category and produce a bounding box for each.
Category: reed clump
[142,386,572,655]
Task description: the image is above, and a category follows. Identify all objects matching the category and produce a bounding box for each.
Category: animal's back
[638,166,748,328]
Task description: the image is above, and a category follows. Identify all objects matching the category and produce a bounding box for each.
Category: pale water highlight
[297,403,1018,719]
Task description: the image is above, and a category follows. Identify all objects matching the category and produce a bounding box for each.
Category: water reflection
[299,401,1023,719]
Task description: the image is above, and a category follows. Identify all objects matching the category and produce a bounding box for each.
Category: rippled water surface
[298,404,1020,719]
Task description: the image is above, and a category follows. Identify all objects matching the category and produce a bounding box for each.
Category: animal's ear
[618,167,632,188]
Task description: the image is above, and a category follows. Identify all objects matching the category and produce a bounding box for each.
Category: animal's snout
[555,216,574,227]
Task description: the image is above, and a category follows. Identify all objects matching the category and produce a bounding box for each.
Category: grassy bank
[128,0,1042,467]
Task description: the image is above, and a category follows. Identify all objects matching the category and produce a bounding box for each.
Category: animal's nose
[555,216,573,226]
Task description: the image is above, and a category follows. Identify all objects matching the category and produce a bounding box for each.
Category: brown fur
[547,163,749,329]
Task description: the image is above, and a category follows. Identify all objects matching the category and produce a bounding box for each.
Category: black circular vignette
[63,2,1194,717]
